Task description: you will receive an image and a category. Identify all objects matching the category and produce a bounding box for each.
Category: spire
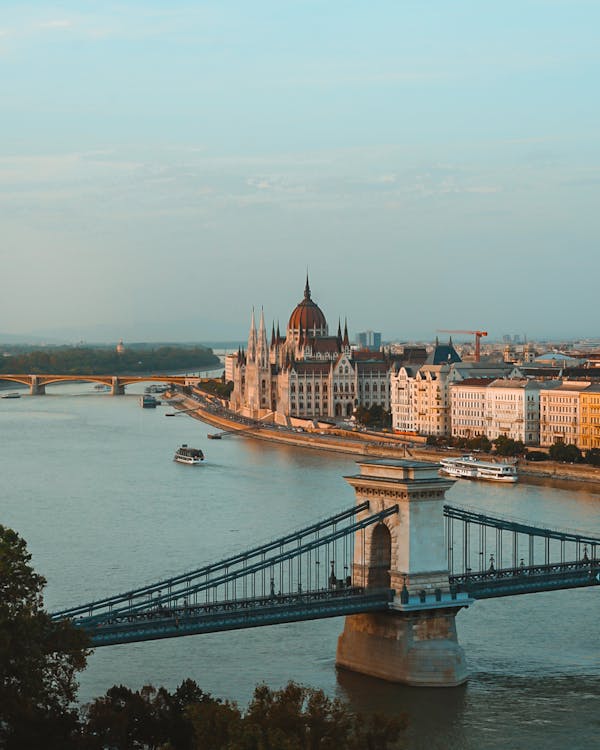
[304,272,311,300]
[256,307,268,368]
[337,319,342,340]
[247,308,257,362]
[343,318,349,348]
[271,322,276,348]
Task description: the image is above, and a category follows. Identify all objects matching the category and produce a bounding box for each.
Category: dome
[287,277,327,334]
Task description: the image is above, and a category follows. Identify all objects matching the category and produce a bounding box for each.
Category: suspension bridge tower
[336,459,470,687]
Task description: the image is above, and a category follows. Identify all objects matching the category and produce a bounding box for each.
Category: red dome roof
[288,278,327,333]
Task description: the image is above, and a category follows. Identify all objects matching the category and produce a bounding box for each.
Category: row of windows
[291,383,327,394]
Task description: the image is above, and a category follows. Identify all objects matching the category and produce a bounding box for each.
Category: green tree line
[0,346,220,375]
[0,525,406,750]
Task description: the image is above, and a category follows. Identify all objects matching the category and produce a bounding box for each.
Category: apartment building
[450,378,491,438]
[579,383,600,451]
[539,381,590,447]
[486,379,552,445]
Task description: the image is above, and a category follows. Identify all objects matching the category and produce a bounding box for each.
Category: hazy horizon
[2,2,599,342]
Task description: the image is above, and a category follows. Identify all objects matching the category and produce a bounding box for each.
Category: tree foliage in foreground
[0,525,91,750]
[2,524,406,750]
[82,679,406,750]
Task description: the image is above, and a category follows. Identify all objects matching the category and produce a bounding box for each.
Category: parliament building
[227,277,392,423]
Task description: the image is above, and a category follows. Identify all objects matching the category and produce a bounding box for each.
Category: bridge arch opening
[367,522,392,589]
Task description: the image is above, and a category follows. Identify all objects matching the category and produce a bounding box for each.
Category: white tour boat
[439,455,518,483]
[174,444,204,465]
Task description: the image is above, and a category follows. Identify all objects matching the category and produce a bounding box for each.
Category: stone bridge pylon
[336,459,470,687]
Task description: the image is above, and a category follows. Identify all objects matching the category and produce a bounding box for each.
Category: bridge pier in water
[336,459,470,687]
[30,376,45,395]
[111,377,125,395]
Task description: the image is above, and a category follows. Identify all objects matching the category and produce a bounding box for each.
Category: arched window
[334,384,338,393]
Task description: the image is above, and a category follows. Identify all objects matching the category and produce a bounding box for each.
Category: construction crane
[437,329,488,362]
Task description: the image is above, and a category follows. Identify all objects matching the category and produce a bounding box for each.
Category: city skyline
[1,2,599,342]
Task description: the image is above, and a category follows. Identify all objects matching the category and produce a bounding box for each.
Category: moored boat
[140,395,160,408]
[440,455,518,483]
[1,392,21,399]
[174,444,204,464]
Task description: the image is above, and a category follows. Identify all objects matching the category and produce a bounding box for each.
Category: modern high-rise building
[356,330,381,350]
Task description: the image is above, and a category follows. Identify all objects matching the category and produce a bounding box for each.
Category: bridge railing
[444,503,600,580]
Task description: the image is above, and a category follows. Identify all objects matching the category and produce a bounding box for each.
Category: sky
[1,1,599,344]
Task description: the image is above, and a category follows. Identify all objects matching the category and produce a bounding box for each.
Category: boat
[93,384,111,392]
[439,455,518,483]
[207,433,222,440]
[139,395,160,408]
[1,392,21,399]
[174,444,204,464]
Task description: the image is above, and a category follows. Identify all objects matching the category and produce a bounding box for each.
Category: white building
[449,378,492,438]
[485,379,551,445]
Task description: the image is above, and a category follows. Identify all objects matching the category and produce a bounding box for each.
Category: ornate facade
[227,278,392,422]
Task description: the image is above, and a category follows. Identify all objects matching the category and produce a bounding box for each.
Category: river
[1,383,599,749]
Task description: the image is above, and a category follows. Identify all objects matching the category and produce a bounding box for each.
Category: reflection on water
[1,385,599,749]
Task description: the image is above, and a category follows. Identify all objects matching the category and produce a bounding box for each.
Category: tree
[493,435,526,457]
[548,440,583,463]
[585,448,600,467]
[235,682,405,750]
[0,525,90,750]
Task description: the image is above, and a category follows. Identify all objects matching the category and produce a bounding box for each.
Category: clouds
[0,2,598,340]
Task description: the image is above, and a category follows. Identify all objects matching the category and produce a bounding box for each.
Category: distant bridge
[0,374,217,395]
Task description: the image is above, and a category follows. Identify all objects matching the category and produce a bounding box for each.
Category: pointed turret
[256,307,268,368]
[343,318,349,349]
[247,308,257,362]
[271,322,276,348]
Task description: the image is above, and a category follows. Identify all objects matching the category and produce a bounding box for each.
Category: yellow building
[578,384,600,451]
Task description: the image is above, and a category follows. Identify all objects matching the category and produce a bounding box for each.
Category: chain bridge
[52,460,600,687]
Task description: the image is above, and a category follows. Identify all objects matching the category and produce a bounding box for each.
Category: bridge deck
[78,587,394,647]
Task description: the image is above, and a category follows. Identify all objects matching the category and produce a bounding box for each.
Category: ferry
[174,444,204,465]
[139,395,160,408]
[439,455,518,483]
[1,392,21,399]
